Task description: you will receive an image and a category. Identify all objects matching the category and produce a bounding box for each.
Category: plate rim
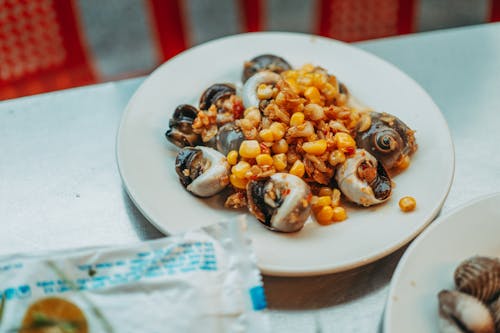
[116,31,455,276]
[383,192,500,332]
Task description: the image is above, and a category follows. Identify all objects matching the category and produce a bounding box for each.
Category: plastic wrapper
[0,217,268,332]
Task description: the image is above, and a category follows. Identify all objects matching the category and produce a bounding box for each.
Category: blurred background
[0,0,499,100]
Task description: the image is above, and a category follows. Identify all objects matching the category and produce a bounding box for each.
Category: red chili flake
[344,146,355,155]
[282,188,291,196]
[260,143,270,154]
[232,100,244,119]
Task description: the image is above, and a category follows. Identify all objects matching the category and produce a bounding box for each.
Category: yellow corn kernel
[257,84,274,100]
[304,103,325,121]
[396,155,411,171]
[244,107,261,126]
[322,83,337,100]
[231,161,251,179]
[272,139,289,154]
[297,73,313,86]
[399,196,416,212]
[259,128,275,142]
[316,206,334,225]
[230,174,248,189]
[273,153,287,171]
[332,206,347,222]
[283,70,298,80]
[302,139,327,155]
[290,112,305,126]
[334,132,356,152]
[239,140,261,158]
[328,150,346,166]
[286,79,301,94]
[301,63,315,72]
[289,160,305,178]
[304,86,321,104]
[312,72,327,88]
[227,150,238,165]
[319,187,332,197]
[314,196,332,207]
[269,122,286,141]
[256,154,273,166]
[331,189,341,207]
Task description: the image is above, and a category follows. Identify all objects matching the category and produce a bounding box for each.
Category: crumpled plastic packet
[0,217,269,332]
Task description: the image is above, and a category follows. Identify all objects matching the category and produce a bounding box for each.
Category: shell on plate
[438,290,495,333]
[246,173,311,233]
[490,295,500,333]
[454,256,500,302]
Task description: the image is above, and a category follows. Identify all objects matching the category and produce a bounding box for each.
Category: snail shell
[454,256,500,302]
[490,295,500,333]
[175,146,230,197]
[242,54,291,83]
[438,290,495,333]
[334,149,392,207]
[246,173,311,233]
[242,70,281,109]
[165,104,201,148]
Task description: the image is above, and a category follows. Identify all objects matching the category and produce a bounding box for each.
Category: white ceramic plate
[384,193,500,333]
[116,32,454,276]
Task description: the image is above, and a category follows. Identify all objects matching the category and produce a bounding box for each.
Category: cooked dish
[165,54,417,232]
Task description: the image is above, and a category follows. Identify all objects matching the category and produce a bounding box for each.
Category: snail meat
[246,173,311,233]
[335,149,392,207]
[175,146,230,197]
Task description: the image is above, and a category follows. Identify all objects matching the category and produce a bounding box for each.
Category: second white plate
[384,193,500,333]
[116,32,454,276]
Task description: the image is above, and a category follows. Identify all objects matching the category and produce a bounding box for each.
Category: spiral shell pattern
[490,295,500,333]
[454,256,500,302]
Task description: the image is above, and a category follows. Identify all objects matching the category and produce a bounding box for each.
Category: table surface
[2,23,500,332]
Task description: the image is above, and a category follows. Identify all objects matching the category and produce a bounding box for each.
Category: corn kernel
[289,160,305,177]
[259,128,275,142]
[244,107,261,126]
[301,63,315,72]
[257,84,274,100]
[239,140,261,158]
[273,153,287,171]
[286,80,301,94]
[231,161,251,179]
[302,139,327,155]
[314,196,332,207]
[227,150,238,165]
[399,196,416,212]
[304,103,325,121]
[256,154,273,166]
[269,122,286,140]
[272,139,289,154]
[283,70,298,80]
[396,155,411,171]
[319,187,332,197]
[331,189,341,207]
[230,174,248,189]
[313,72,327,88]
[334,132,356,152]
[332,206,347,222]
[290,112,305,126]
[316,206,334,225]
[328,150,346,166]
[322,83,337,100]
[304,86,321,104]
[297,73,313,86]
